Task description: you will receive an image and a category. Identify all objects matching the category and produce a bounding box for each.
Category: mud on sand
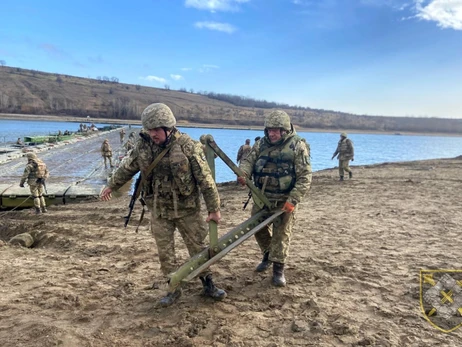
[1,158,462,346]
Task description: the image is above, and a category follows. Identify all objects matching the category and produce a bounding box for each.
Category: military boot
[35,207,41,215]
[255,251,272,272]
[41,207,48,213]
[339,176,344,181]
[159,288,182,307]
[349,172,353,179]
[200,275,227,301]
[272,262,286,287]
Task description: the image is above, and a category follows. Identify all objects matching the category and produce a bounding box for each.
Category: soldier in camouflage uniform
[101,139,114,168]
[237,110,312,287]
[331,132,354,181]
[236,139,252,165]
[100,103,226,306]
[119,128,126,144]
[20,152,49,214]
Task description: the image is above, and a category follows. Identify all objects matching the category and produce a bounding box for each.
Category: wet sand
[1,157,462,346]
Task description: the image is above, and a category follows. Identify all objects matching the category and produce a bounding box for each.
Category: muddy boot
[255,251,272,272]
[200,275,227,301]
[41,207,48,213]
[159,288,182,307]
[339,176,344,181]
[35,207,41,215]
[349,172,353,179]
[272,262,286,287]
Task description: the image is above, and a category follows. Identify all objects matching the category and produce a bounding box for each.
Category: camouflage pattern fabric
[239,129,312,263]
[108,129,219,277]
[29,184,46,209]
[338,159,352,176]
[20,158,49,209]
[251,202,296,263]
[150,209,211,277]
[236,144,252,164]
[332,138,354,161]
[101,141,113,157]
[108,129,220,219]
[20,159,49,186]
[264,110,291,131]
[141,103,176,129]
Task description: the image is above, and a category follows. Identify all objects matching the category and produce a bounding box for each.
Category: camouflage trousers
[29,184,46,209]
[338,159,352,176]
[102,155,113,167]
[251,203,297,264]
[150,208,212,277]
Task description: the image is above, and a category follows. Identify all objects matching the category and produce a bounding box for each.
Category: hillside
[1,65,461,134]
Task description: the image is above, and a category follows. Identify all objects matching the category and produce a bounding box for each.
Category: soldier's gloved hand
[282,201,295,214]
[19,183,25,188]
[237,176,247,186]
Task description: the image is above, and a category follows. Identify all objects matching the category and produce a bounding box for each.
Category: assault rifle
[124,174,142,228]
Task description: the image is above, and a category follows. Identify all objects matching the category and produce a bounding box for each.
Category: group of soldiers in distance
[19,103,354,307]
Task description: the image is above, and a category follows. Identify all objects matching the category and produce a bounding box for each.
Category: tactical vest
[150,134,196,217]
[32,159,47,179]
[253,135,302,194]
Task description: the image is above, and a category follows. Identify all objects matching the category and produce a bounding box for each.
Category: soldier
[119,128,126,144]
[101,139,114,168]
[236,139,252,165]
[19,153,49,214]
[100,103,226,306]
[331,132,354,181]
[237,110,312,287]
[16,138,23,145]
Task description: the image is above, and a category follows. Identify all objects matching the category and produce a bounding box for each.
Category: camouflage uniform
[236,140,252,165]
[20,153,49,213]
[101,139,114,168]
[332,132,354,179]
[119,128,126,144]
[109,129,220,274]
[240,110,312,276]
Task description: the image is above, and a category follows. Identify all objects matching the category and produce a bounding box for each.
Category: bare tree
[0,60,6,67]
[164,84,170,90]
[111,76,119,83]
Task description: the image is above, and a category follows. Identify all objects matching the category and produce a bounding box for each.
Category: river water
[1,119,462,183]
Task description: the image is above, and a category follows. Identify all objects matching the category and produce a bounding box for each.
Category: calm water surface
[2,119,462,183]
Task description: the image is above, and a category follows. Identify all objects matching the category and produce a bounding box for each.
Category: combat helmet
[26,153,37,160]
[340,132,347,138]
[141,103,176,129]
[264,110,291,131]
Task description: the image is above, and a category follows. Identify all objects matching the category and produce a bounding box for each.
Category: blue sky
[1,0,461,118]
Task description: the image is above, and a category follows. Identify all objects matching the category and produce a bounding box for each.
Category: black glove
[36,178,45,184]
[19,183,25,187]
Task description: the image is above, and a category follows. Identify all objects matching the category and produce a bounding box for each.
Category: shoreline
[1,112,462,138]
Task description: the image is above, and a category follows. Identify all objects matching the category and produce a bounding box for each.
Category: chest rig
[253,136,300,194]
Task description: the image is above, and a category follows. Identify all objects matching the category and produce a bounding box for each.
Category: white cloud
[198,64,220,73]
[170,74,183,80]
[185,0,250,12]
[140,75,167,83]
[195,21,237,33]
[181,67,192,71]
[414,0,462,30]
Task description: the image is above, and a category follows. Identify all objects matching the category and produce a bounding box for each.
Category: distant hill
[0,65,461,135]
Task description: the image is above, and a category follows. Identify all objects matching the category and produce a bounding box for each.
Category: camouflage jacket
[236,144,252,163]
[333,138,354,160]
[108,129,220,219]
[20,159,49,186]
[239,130,312,206]
[101,142,112,157]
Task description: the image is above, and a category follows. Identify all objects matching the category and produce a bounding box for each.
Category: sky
[1,0,462,118]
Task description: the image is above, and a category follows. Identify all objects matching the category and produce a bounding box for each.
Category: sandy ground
[1,158,462,346]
